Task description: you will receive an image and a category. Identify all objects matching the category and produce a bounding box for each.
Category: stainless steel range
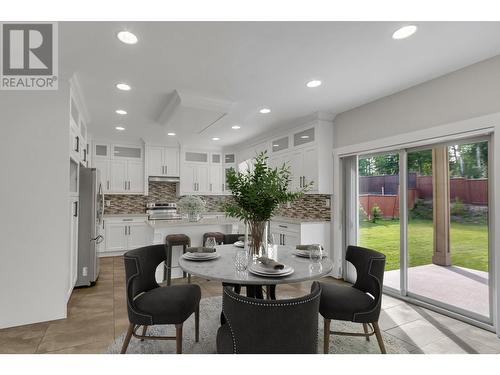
[146,202,183,221]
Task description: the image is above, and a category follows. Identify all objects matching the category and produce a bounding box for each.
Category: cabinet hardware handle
[210,183,212,191]
[161,166,164,174]
[124,226,127,236]
[279,224,288,228]
[73,201,78,217]
[123,218,133,222]
[222,184,224,191]
[75,136,80,152]
[128,181,130,190]
[283,234,285,246]
[164,165,167,174]
[107,181,110,190]
[124,181,126,190]
[83,149,87,162]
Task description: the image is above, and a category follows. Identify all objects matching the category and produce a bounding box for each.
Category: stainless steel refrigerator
[76,167,104,287]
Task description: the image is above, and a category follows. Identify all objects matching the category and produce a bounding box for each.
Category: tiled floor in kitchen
[0,257,499,354]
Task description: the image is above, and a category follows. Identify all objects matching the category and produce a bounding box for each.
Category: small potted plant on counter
[224,151,311,258]
[177,195,207,222]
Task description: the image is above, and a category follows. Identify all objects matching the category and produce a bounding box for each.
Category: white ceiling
[60,21,500,146]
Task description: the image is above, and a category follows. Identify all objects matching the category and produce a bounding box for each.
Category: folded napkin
[187,247,216,253]
[296,244,323,251]
[257,256,285,270]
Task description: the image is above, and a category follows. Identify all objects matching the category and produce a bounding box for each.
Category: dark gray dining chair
[318,245,387,353]
[216,282,322,353]
[121,244,201,354]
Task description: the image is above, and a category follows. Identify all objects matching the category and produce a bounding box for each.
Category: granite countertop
[103,213,149,219]
[147,215,240,228]
[271,216,330,225]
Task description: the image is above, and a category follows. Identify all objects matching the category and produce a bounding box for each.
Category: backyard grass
[359,219,489,271]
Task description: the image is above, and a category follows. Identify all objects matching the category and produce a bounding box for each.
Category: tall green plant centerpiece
[224,151,310,258]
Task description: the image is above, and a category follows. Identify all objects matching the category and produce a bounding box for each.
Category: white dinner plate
[182,253,220,261]
[292,250,327,258]
[248,264,294,277]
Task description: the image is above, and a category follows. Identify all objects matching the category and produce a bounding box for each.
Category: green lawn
[359,219,489,272]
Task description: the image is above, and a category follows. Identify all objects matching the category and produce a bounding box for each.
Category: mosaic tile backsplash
[105,182,331,221]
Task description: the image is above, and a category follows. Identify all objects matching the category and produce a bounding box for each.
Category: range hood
[149,176,180,183]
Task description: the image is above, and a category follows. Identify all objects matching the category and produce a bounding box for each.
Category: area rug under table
[107,296,410,354]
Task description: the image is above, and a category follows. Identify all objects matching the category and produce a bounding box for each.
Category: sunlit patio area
[384,264,490,318]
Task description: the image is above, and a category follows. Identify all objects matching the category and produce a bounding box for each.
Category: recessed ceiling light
[115,109,127,115]
[116,83,131,91]
[392,25,417,40]
[301,135,310,139]
[115,126,125,131]
[259,108,271,114]
[306,80,322,88]
[231,125,241,130]
[117,31,138,45]
[167,132,176,136]
[212,137,220,141]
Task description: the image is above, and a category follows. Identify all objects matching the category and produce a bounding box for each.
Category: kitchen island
[147,213,241,280]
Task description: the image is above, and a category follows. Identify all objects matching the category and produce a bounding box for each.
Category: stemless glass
[206,236,217,249]
[234,250,248,271]
[309,244,323,262]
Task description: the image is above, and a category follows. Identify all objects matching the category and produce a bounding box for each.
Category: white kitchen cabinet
[102,218,152,255]
[180,163,209,194]
[209,165,223,193]
[110,159,128,192]
[127,161,144,193]
[270,220,330,253]
[104,222,128,252]
[302,147,318,190]
[147,145,180,177]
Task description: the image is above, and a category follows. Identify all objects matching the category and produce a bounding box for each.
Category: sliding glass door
[345,136,492,323]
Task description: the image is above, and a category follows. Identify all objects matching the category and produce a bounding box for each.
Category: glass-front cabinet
[271,136,289,153]
[293,127,315,147]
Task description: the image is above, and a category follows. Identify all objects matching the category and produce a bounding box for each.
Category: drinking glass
[206,236,217,249]
[234,250,248,271]
[309,244,323,262]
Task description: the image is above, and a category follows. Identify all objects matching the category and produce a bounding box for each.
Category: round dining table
[179,244,333,298]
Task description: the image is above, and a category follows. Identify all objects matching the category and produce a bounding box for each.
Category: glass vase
[246,220,268,259]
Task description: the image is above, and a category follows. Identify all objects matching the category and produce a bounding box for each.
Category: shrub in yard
[410,199,433,220]
[450,197,467,217]
[371,204,383,223]
[359,206,369,222]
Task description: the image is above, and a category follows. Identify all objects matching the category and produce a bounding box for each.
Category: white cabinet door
[209,165,223,194]
[283,232,300,248]
[181,164,197,193]
[288,151,302,191]
[110,160,127,192]
[165,147,180,177]
[104,223,127,252]
[127,223,150,250]
[148,146,164,176]
[127,160,144,193]
[196,165,210,193]
[94,159,110,193]
[302,147,318,191]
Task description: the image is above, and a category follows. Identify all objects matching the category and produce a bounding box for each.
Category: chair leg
[195,304,200,343]
[362,323,370,341]
[175,324,183,354]
[323,318,331,354]
[121,323,134,354]
[373,322,386,354]
[140,325,148,341]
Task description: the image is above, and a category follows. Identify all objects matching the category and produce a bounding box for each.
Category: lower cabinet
[270,220,330,252]
[102,217,152,256]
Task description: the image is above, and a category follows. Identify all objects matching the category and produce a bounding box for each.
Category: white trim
[332,111,500,336]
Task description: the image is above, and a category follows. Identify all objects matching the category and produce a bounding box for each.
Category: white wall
[333,54,500,148]
[0,83,70,328]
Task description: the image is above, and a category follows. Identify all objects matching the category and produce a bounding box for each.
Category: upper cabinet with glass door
[271,136,290,153]
[293,127,315,147]
[113,145,142,160]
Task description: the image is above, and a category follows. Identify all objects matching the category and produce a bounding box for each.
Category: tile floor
[0,256,499,354]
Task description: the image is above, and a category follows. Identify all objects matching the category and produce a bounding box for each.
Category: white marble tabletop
[179,244,333,285]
